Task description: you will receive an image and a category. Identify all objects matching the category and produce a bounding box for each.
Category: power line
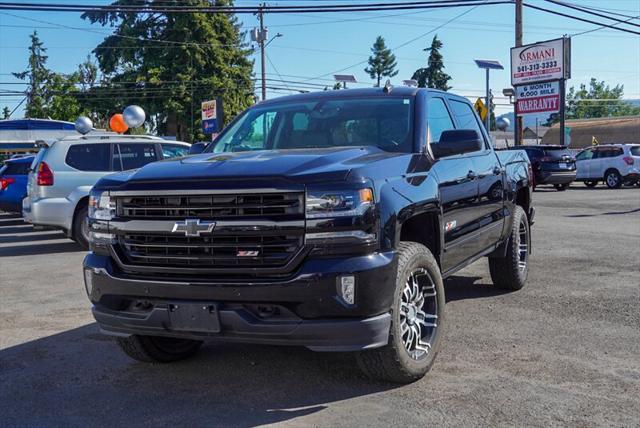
[523,3,640,35]
[542,0,639,28]
[304,2,482,82]
[0,1,513,14]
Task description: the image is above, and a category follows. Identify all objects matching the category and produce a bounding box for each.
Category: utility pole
[258,4,266,102]
[515,0,523,146]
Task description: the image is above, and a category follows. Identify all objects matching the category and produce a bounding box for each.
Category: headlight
[88,190,115,220]
[306,188,373,219]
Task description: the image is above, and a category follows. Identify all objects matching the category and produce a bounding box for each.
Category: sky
[0,0,639,119]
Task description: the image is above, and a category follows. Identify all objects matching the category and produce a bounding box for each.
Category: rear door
[447,97,504,256]
[61,143,113,198]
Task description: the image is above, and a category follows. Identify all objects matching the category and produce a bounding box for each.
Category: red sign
[515,81,561,115]
[516,95,560,114]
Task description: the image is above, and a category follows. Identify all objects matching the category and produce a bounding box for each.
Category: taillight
[528,163,534,187]
[37,161,54,186]
[0,177,15,190]
[623,156,634,166]
[540,156,553,162]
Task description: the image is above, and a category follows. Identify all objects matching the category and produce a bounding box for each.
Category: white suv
[23,134,190,247]
[575,144,640,188]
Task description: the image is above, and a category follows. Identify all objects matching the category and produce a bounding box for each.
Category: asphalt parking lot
[1,186,639,427]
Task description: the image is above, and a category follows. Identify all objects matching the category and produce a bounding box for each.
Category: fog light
[83,269,94,297]
[338,275,356,305]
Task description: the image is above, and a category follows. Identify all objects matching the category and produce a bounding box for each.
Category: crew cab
[84,87,534,383]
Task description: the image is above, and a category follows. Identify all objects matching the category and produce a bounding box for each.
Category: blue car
[0,155,34,213]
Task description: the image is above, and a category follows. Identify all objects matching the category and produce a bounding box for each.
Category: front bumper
[84,251,397,351]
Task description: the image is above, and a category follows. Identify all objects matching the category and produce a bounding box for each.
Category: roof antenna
[383,80,393,93]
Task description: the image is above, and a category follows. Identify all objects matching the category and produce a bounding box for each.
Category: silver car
[23,134,190,247]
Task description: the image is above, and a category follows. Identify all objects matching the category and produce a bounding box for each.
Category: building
[542,116,640,148]
[0,119,78,158]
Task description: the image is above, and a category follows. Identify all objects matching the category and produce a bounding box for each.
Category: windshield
[207,97,414,154]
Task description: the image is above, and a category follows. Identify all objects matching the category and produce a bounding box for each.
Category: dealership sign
[515,81,561,115]
[201,99,220,134]
[511,38,571,85]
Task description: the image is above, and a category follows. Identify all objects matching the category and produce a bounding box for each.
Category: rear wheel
[584,181,598,188]
[554,183,569,191]
[356,242,445,383]
[489,205,530,290]
[604,169,622,189]
[117,335,203,363]
[72,204,90,249]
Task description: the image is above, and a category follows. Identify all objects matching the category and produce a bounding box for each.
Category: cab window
[426,97,455,144]
[448,100,486,149]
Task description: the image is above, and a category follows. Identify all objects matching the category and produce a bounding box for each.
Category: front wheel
[72,204,90,249]
[554,183,569,191]
[488,205,530,290]
[117,335,203,363]
[356,242,445,383]
[584,181,598,188]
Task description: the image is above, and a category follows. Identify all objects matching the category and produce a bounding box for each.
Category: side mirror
[431,130,483,159]
[188,142,207,155]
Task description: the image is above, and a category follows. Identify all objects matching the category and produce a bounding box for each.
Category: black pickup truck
[84,87,534,383]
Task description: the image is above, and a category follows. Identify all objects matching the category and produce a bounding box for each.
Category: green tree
[12,31,84,121]
[2,106,10,119]
[12,31,50,118]
[364,36,398,87]
[411,35,451,91]
[82,0,254,142]
[566,78,640,119]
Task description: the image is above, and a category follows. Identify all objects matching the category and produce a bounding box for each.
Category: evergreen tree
[2,107,10,119]
[12,32,50,118]
[364,36,398,87]
[12,32,83,121]
[411,35,451,91]
[82,0,254,142]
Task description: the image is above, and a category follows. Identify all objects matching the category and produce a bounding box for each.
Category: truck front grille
[118,232,303,268]
[117,192,304,219]
[112,191,305,273]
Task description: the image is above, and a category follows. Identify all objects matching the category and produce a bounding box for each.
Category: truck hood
[123,146,394,184]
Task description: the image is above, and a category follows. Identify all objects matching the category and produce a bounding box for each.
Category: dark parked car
[510,145,576,191]
[0,155,34,213]
[84,87,534,383]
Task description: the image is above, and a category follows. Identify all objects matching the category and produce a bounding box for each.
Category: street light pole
[485,68,490,132]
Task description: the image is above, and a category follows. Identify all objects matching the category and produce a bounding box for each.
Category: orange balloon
[109,113,129,134]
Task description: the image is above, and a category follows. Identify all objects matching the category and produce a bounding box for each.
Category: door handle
[467,170,478,180]
[493,166,504,175]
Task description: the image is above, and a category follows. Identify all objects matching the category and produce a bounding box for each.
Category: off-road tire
[554,183,569,191]
[604,169,622,189]
[584,181,598,188]
[72,204,90,249]
[117,335,203,363]
[489,205,530,290]
[356,242,445,383]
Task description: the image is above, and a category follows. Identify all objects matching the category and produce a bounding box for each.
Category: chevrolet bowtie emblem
[172,219,216,237]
